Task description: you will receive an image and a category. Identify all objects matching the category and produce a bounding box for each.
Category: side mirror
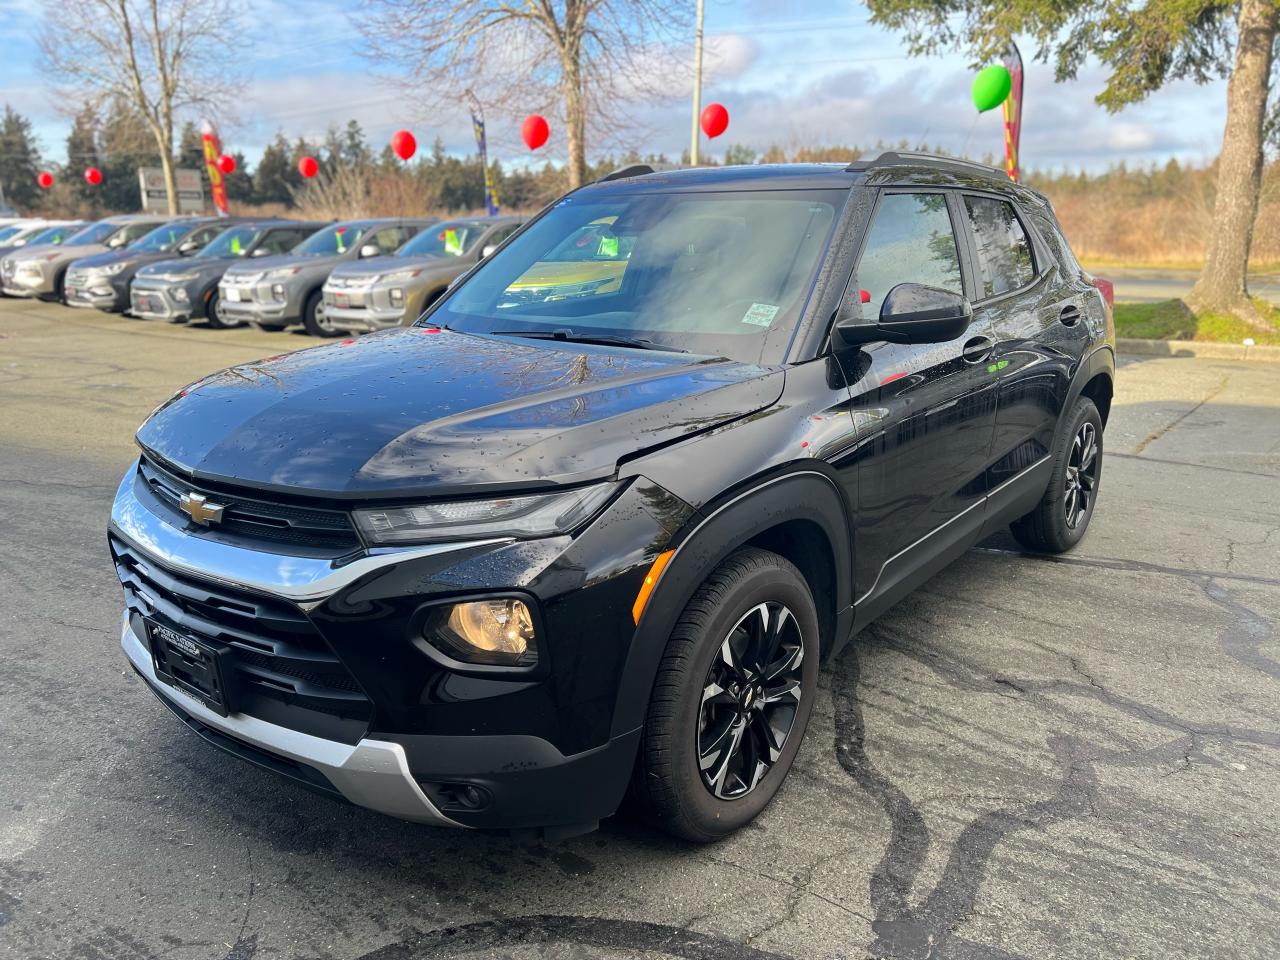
[107,235,127,248]
[358,243,381,259]
[833,282,972,348]
[480,244,498,259]
[177,240,199,255]
[250,247,271,257]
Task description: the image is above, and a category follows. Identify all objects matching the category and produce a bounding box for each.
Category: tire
[252,321,287,333]
[202,289,240,329]
[302,289,341,337]
[53,271,66,305]
[633,547,820,842]
[1011,396,1103,553]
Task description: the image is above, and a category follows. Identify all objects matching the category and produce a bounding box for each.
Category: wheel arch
[609,469,854,739]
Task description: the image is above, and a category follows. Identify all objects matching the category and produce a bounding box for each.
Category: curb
[1118,338,1280,363]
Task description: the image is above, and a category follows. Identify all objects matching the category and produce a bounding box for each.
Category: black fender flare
[1062,343,1115,430]
[608,469,853,739]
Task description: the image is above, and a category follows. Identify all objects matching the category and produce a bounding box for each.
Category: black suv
[108,153,1114,841]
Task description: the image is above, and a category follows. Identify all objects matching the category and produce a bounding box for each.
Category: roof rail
[596,163,655,183]
[846,151,1009,180]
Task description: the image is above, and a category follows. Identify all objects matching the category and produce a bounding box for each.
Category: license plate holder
[135,294,154,312]
[146,620,236,716]
[334,292,349,308]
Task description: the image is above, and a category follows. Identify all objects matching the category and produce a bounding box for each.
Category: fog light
[271,283,285,300]
[389,287,404,305]
[424,598,537,667]
[172,287,189,303]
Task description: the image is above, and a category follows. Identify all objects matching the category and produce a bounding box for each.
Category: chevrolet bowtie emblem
[179,491,226,526]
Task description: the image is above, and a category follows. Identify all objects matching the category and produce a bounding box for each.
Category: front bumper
[219,277,302,325]
[64,270,127,311]
[109,459,688,831]
[121,614,467,825]
[321,283,409,331]
[131,280,197,320]
[2,264,52,297]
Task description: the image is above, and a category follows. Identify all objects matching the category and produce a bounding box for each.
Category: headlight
[378,268,421,283]
[266,267,300,279]
[389,288,404,304]
[422,598,537,667]
[353,482,617,545]
[271,283,285,299]
[101,261,133,275]
[157,271,198,282]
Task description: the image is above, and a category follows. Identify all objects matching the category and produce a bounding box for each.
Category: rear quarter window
[962,195,1036,298]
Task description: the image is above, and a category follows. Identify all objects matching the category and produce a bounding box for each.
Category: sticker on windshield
[741,302,779,327]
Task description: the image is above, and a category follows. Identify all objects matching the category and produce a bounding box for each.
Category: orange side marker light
[632,549,675,625]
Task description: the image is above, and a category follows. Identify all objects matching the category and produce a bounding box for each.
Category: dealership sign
[137,167,206,214]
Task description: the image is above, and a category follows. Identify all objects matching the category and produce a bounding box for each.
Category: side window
[854,193,962,316]
[190,226,222,247]
[258,230,297,255]
[370,226,410,254]
[962,196,1036,298]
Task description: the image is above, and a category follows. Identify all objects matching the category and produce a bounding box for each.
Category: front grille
[111,534,372,743]
[66,268,90,287]
[138,456,361,551]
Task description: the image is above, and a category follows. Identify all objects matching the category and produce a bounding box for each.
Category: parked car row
[0,213,528,337]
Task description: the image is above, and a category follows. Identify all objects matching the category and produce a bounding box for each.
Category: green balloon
[972,65,1012,113]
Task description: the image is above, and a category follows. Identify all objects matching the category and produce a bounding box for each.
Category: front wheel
[633,547,819,842]
[1011,396,1103,553]
[203,289,242,329]
[302,289,341,337]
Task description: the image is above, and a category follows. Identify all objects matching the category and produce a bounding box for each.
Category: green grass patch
[1113,299,1280,346]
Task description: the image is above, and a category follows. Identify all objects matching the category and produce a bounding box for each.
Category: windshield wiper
[487,329,685,353]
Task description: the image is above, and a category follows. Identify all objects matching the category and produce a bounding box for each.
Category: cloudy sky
[0,0,1230,174]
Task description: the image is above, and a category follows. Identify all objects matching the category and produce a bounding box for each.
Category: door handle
[1059,304,1082,326]
[962,336,994,364]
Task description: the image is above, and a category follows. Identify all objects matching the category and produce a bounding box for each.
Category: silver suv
[2,215,169,301]
[319,216,523,335]
[217,218,434,335]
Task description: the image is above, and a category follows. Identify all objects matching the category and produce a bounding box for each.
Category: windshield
[293,223,367,256]
[131,222,198,253]
[397,220,487,258]
[198,225,259,259]
[66,222,119,246]
[433,191,841,362]
[28,224,76,246]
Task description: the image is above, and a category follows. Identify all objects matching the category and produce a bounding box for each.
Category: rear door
[957,192,1086,504]
[842,189,999,609]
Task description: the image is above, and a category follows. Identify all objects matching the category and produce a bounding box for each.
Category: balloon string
[960,113,980,158]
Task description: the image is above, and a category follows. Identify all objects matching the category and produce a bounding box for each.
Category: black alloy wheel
[1064,420,1099,530]
[698,601,804,800]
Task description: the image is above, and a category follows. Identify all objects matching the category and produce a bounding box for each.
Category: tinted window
[295,223,368,255]
[963,196,1035,298]
[398,220,489,258]
[855,193,962,314]
[368,225,413,254]
[437,191,840,363]
[260,229,303,255]
[131,223,192,252]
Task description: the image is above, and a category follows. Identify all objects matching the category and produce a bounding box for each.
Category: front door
[837,190,999,618]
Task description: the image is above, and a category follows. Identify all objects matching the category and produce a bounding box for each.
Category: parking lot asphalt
[1,298,1278,960]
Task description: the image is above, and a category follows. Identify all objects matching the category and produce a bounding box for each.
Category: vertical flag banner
[200,120,229,216]
[470,110,500,216]
[1002,42,1024,183]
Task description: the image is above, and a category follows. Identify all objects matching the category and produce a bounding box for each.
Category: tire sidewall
[1046,398,1103,549]
[666,563,819,838]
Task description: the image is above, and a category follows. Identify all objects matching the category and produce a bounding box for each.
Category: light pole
[690,0,705,165]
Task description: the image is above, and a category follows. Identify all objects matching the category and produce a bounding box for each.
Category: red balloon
[298,155,319,178]
[700,103,729,139]
[391,129,416,161]
[522,114,549,151]
[37,171,53,189]
[84,167,103,186]
[216,154,236,174]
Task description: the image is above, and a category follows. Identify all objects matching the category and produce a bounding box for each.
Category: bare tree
[358,0,690,189]
[39,0,243,215]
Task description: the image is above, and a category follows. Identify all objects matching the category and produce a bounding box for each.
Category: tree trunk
[563,55,587,190]
[158,139,178,215]
[1186,0,1277,332]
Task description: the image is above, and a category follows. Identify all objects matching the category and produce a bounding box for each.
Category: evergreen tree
[0,105,43,212]
[253,132,296,206]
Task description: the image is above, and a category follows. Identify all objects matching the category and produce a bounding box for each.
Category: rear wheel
[1011,396,1103,553]
[302,289,341,337]
[633,547,819,842]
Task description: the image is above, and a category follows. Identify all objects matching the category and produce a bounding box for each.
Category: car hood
[10,242,107,264]
[139,257,229,278]
[73,249,175,270]
[328,255,454,281]
[136,328,783,499]
[224,253,342,278]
